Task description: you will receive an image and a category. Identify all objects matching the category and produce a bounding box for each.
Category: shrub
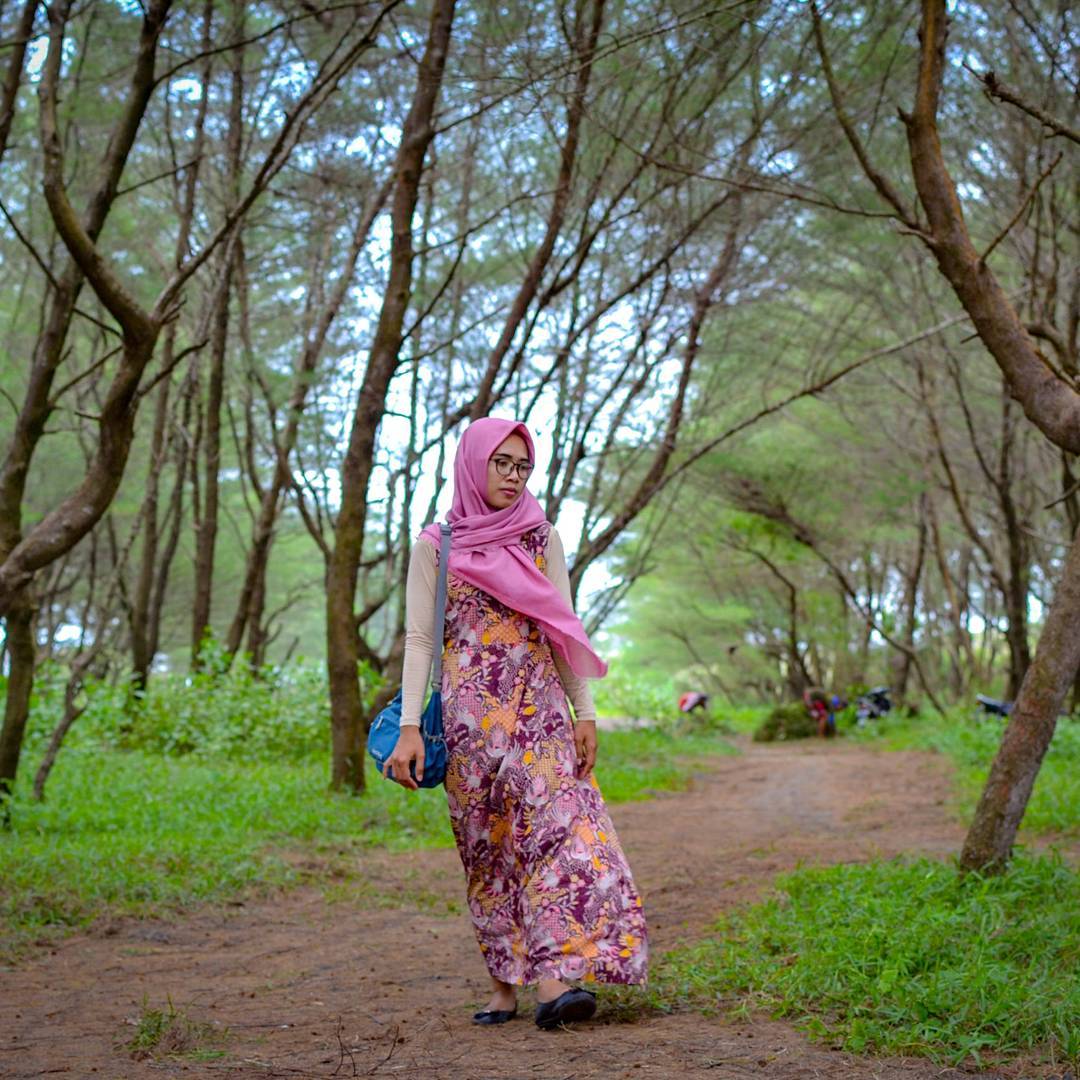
[123,661,336,759]
[592,665,682,723]
[753,701,818,742]
[19,648,383,762]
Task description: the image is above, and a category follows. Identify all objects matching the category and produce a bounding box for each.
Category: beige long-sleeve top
[399,527,598,727]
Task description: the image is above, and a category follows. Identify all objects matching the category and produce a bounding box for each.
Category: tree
[326,0,457,792]
[811,0,1080,870]
[0,0,396,800]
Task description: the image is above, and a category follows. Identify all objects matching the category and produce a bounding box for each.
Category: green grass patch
[849,711,1080,836]
[0,746,456,958]
[595,725,737,802]
[714,704,771,735]
[1,695,734,957]
[648,854,1080,1068]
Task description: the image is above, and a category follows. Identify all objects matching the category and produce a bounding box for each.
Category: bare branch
[980,152,1062,265]
[809,1,919,228]
[0,0,36,167]
[38,0,164,341]
[154,2,401,314]
[904,0,1080,454]
[974,67,1080,146]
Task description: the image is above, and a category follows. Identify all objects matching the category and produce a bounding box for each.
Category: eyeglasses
[490,455,533,480]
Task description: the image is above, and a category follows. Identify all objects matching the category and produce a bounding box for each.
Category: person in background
[829,692,846,735]
[803,687,834,738]
[678,691,709,714]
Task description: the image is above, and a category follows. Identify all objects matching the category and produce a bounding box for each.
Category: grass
[124,995,224,1061]
[593,724,737,802]
[7,673,1078,1070]
[0,747,453,958]
[0,721,735,958]
[645,853,1080,1070]
[849,710,1080,836]
[597,701,1080,1069]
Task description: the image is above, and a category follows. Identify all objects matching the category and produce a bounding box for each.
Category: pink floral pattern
[440,524,648,986]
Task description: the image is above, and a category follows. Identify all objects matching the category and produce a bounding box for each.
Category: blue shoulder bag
[366,523,450,788]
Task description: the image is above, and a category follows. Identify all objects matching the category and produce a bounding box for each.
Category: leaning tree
[811,0,1079,871]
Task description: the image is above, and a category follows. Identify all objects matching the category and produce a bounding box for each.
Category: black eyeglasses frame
[490,455,533,480]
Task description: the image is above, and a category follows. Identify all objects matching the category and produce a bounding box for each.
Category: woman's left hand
[574,720,597,779]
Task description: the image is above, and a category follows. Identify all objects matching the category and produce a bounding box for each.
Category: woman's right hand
[383,727,425,790]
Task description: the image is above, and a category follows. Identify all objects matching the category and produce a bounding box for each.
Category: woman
[383,417,648,1030]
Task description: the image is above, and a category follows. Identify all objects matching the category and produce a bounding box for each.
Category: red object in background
[807,698,829,736]
[679,692,708,713]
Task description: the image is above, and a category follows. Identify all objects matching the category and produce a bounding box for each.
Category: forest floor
[1,738,1069,1080]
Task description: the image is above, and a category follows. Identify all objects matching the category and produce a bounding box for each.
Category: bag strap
[428,523,452,702]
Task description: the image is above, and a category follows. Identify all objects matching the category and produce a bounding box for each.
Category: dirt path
[0,740,1048,1079]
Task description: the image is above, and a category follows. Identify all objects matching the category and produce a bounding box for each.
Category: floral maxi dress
[440,524,648,986]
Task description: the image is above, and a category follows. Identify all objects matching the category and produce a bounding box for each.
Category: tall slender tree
[326,0,457,792]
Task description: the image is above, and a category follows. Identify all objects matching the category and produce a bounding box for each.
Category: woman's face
[485,433,532,510]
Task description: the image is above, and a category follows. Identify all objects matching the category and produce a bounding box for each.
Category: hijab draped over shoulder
[420,417,606,679]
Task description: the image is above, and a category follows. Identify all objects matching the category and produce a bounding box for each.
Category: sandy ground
[1,738,1069,1079]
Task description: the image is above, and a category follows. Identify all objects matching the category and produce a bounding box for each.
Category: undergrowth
[850,710,1080,836]
[0,662,735,958]
[592,666,767,736]
[646,854,1080,1069]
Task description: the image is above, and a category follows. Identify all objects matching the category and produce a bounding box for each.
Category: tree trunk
[145,379,194,669]
[1061,456,1080,713]
[32,657,92,801]
[994,393,1031,699]
[130,378,171,689]
[325,0,456,792]
[960,525,1080,871]
[0,0,36,166]
[225,500,275,659]
[892,497,928,704]
[1002,556,1031,700]
[751,549,811,699]
[190,270,230,664]
[131,3,212,687]
[245,550,270,669]
[892,0,1080,868]
[1062,454,1079,539]
[856,554,878,682]
[0,597,34,817]
[191,12,243,666]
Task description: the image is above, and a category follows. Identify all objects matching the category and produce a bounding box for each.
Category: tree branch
[980,152,1062,266]
[38,0,164,342]
[809,0,920,229]
[903,0,1080,454]
[974,67,1080,146]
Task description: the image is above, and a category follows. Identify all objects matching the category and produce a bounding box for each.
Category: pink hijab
[420,418,607,679]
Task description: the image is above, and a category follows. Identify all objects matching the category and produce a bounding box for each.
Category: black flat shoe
[534,988,597,1030]
[472,1007,517,1025]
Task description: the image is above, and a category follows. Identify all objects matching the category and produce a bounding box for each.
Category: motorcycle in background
[855,686,892,726]
[975,694,1013,719]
